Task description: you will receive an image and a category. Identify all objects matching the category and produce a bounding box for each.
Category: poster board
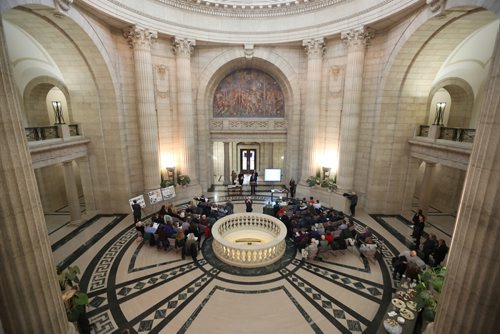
[161,186,176,201]
[264,168,281,182]
[148,189,163,205]
[129,194,146,212]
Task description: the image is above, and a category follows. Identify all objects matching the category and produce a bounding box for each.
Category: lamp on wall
[51,101,65,124]
[322,166,331,180]
[433,102,446,126]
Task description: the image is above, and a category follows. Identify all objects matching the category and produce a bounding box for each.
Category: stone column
[0,22,71,333]
[268,142,274,168]
[300,37,325,183]
[77,156,96,212]
[62,161,82,222]
[418,161,435,218]
[430,29,500,334]
[173,37,197,183]
[223,142,230,185]
[124,25,160,192]
[337,27,374,191]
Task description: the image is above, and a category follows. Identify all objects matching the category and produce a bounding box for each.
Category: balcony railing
[439,127,475,143]
[418,125,430,137]
[25,124,81,142]
[25,126,60,142]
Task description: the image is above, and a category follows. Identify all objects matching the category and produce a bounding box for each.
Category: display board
[128,194,146,212]
[161,186,176,201]
[264,168,281,182]
[148,189,163,205]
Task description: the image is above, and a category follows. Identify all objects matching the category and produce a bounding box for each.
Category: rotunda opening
[211,213,287,268]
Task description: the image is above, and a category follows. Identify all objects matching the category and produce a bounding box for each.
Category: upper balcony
[26,124,90,168]
[408,125,474,170]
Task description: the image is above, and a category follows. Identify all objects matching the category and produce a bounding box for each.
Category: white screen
[264,169,281,182]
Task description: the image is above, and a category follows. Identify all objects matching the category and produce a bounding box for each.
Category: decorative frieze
[209,119,287,131]
[426,0,446,13]
[341,26,374,47]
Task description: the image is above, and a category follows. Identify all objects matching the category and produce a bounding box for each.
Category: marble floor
[46,191,451,334]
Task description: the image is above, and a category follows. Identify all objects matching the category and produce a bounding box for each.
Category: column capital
[302,37,325,58]
[426,0,445,13]
[173,37,196,57]
[341,27,374,47]
[123,25,158,49]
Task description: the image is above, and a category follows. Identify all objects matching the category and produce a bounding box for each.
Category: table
[270,188,288,202]
[377,281,419,334]
[227,184,242,194]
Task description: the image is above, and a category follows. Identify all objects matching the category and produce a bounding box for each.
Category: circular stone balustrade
[211,213,287,268]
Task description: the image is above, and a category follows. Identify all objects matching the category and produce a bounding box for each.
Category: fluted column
[300,38,325,183]
[268,143,274,168]
[337,27,373,191]
[430,29,500,334]
[77,156,96,212]
[418,161,436,218]
[124,26,160,192]
[0,22,71,333]
[223,142,230,185]
[173,37,197,183]
[62,161,81,222]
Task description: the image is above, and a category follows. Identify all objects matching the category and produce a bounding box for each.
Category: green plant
[415,266,446,322]
[177,173,191,186]
[160,174,175,188]
[321,178,337,191]
[306,170,322,187]
[58,266,89,323]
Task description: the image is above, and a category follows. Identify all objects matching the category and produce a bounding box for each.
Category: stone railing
[25,126,60,141]
[439,127,475,143]
[209,118,287,132]
[212,213,287,268]
[418,125,430,137]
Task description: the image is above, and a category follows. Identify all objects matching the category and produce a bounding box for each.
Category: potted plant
[160,174,175,188]
[57,266,90,329]
[177,173,191,187]
[321,178,337,192]
[306,170,322,187]
[415,266,446,324]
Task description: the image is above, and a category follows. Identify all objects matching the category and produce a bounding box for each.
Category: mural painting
[213,69,285,117]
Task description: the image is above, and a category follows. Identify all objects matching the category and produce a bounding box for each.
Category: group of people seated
[274,197,378,261]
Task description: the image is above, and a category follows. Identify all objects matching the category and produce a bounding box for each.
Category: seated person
[356,227,372,245]
[305,238,319,260]
[359,237,378,260]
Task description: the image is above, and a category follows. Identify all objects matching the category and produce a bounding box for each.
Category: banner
[161,186,176,201]
[129,194,146,212]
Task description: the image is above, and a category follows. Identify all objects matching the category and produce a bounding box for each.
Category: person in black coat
[343,192,358,216]
[422,233,437,264]
[432,239,449,267]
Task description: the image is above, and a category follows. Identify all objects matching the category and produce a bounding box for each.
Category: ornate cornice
[54,0,74,12]
[426,0,446,14]
[341,26,374,47]
[303,37,325,57]
[173,37,196,57]
[123,26,158,49]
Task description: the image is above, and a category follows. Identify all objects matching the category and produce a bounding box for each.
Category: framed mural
[213,69,285,117]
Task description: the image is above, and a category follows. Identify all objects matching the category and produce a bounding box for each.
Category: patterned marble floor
[47,195,424,334]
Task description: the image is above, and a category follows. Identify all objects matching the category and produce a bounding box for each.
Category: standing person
[131,200,143,224]
[413,214,426,248]
[231,170,237,184]
[250,172,257,195]
[411,209,424,237]
[343,191,358,216]
[289,178,297,198]
[422,233,437,264]
[238,171,244,186]
[245,196,253,212]
[432,239,449,267]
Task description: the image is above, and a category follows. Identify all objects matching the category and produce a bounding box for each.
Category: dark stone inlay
[368,287,382,296]
[89,296,106,308]
[138,320,153,331]
[201,237,296,276]
[117,287,131,296]
[154,309,167,319]
[353,282,365,289]
[178,293,188,300]
[148,277,158,284]
[133,282,146,290]
[322,300,333,309]
[347,319,362,331]
[333,309,346,319]
[168,301,178,309]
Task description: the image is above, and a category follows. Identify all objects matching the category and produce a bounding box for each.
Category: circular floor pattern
[79,213,400,334]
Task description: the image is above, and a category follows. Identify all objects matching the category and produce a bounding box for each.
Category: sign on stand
[128,194,146,212]
[148,189,163,205]
[161,186,176,201]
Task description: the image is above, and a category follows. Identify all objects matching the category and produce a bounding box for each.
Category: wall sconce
[322,166,331,180]
[51,101,65,125]
[433,102,446,126]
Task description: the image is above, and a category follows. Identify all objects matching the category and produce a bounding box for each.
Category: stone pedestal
[125,25,160,192]
[337,27,373,191]
[0,21,70,334]
[430,30,500,334]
